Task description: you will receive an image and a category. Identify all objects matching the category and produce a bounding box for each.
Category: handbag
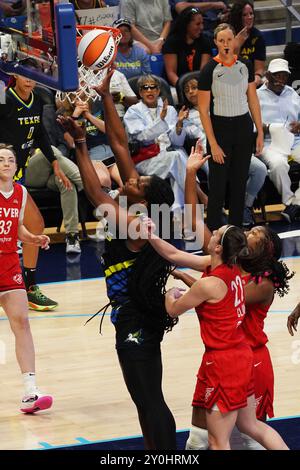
[130,142,160,164]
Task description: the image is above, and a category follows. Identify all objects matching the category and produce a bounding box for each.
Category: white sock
[22,372,37,395]
[185,425,209,450]
[240,432,266,450]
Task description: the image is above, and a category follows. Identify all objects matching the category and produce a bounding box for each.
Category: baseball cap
[268,58,291,74]
[113,18,132,29]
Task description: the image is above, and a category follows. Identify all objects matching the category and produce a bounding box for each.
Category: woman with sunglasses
[123,74,191,218]
[162,6,211,87]
[198,23,264,232]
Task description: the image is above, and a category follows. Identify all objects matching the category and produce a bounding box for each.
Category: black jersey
[0,87,56,180]
[101,237,164,349]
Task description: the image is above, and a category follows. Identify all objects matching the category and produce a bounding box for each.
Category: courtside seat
[175,71,201,105]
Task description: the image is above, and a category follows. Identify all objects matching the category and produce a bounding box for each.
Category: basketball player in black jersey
[58,70,179,450]
[0,64,71,310]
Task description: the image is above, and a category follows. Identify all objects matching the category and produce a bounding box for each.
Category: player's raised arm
[93,69,139,183]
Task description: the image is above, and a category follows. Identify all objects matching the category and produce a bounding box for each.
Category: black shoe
[281,204,300,223]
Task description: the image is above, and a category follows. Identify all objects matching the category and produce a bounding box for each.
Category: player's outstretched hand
[139,215,156,239]
[93,68,115,98]
[187,139,210,172]
[57,115,86,141]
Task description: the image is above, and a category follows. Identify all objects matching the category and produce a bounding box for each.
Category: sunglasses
[140,84,158,91]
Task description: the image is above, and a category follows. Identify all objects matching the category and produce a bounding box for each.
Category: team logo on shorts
[12,274,23,285]
[205,387,214,402]
[125,329,144,345]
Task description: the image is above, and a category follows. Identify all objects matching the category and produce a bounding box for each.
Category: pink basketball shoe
[20,390,53,413]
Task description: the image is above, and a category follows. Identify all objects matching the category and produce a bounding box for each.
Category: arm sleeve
[33,121,56,163]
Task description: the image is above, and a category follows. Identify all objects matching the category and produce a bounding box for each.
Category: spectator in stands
[120,0,172,54]
[70,0,108,9]
[182,74,267,226]
[109,68,139,119]
[162,7,211,87]
[25,146,83,254]
[0,67,65,310]
[123,74,189,215]
[257,58,300,223]
[229,0,266,88]
[60,96,122,189]
[174,1,229,38]
[113,18,151,79]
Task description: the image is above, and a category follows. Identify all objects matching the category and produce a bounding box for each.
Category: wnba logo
[0,340,6,365]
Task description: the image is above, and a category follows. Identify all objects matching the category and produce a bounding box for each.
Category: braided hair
[127,175,178,333]
[240,226,294,297]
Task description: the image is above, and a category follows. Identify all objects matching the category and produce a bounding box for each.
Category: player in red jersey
[0,143,53,413]
[162,224,288,449]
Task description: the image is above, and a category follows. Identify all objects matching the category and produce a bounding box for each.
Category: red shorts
[192,344,254,413]
[0,253,25,292]
[253,345,274,420]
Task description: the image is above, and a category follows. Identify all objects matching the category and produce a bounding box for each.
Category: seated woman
[229,0,266,87]
[123,74,190,216]
[58,95,122,190]
[113,18,152,79]
[182,74,267,227]
[162,6,211,87]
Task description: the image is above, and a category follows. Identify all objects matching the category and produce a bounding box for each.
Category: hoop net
[56,25,122,104]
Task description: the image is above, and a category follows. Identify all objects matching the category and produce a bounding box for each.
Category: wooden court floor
[0,258,299,450]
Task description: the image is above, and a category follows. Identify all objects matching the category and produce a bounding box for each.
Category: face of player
[245,226,266,250]
[139,81,160,108]
[119,176,152,205]
[207,224,228,254]
[0,149,17,180]
[186,14,204,41]
[266,71,289,95]
[183,79,198,107]
[214,28,235,58]
[242,4,255,31]
[14,75,36,98]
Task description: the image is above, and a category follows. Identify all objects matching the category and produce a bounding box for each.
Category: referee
[198,23,263,231]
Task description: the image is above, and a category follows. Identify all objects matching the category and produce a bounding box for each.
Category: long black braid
[240,227,294,297]
[127,175,178,333]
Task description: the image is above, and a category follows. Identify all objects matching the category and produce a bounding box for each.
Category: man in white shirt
[257,58,300,223]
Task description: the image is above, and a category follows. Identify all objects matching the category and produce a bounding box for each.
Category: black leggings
[117,346,177,450]
[207,113,254,231]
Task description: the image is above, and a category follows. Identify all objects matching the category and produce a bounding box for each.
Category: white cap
[268,58,290,74]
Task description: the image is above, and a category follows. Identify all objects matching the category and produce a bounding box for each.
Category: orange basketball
[77,29,117,69]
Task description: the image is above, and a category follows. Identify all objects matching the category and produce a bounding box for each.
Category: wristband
[74,138,86,144]
[158,37,165,42]
[71,115,80,120]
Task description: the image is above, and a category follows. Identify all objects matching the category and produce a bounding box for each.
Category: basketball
[77,29,117,70]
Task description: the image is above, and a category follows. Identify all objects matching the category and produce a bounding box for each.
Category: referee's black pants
[207,112,254,231]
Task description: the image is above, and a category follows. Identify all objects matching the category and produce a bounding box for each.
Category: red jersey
[242,274,271,348]
[195,264,246,350]
[0,183,25,254]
